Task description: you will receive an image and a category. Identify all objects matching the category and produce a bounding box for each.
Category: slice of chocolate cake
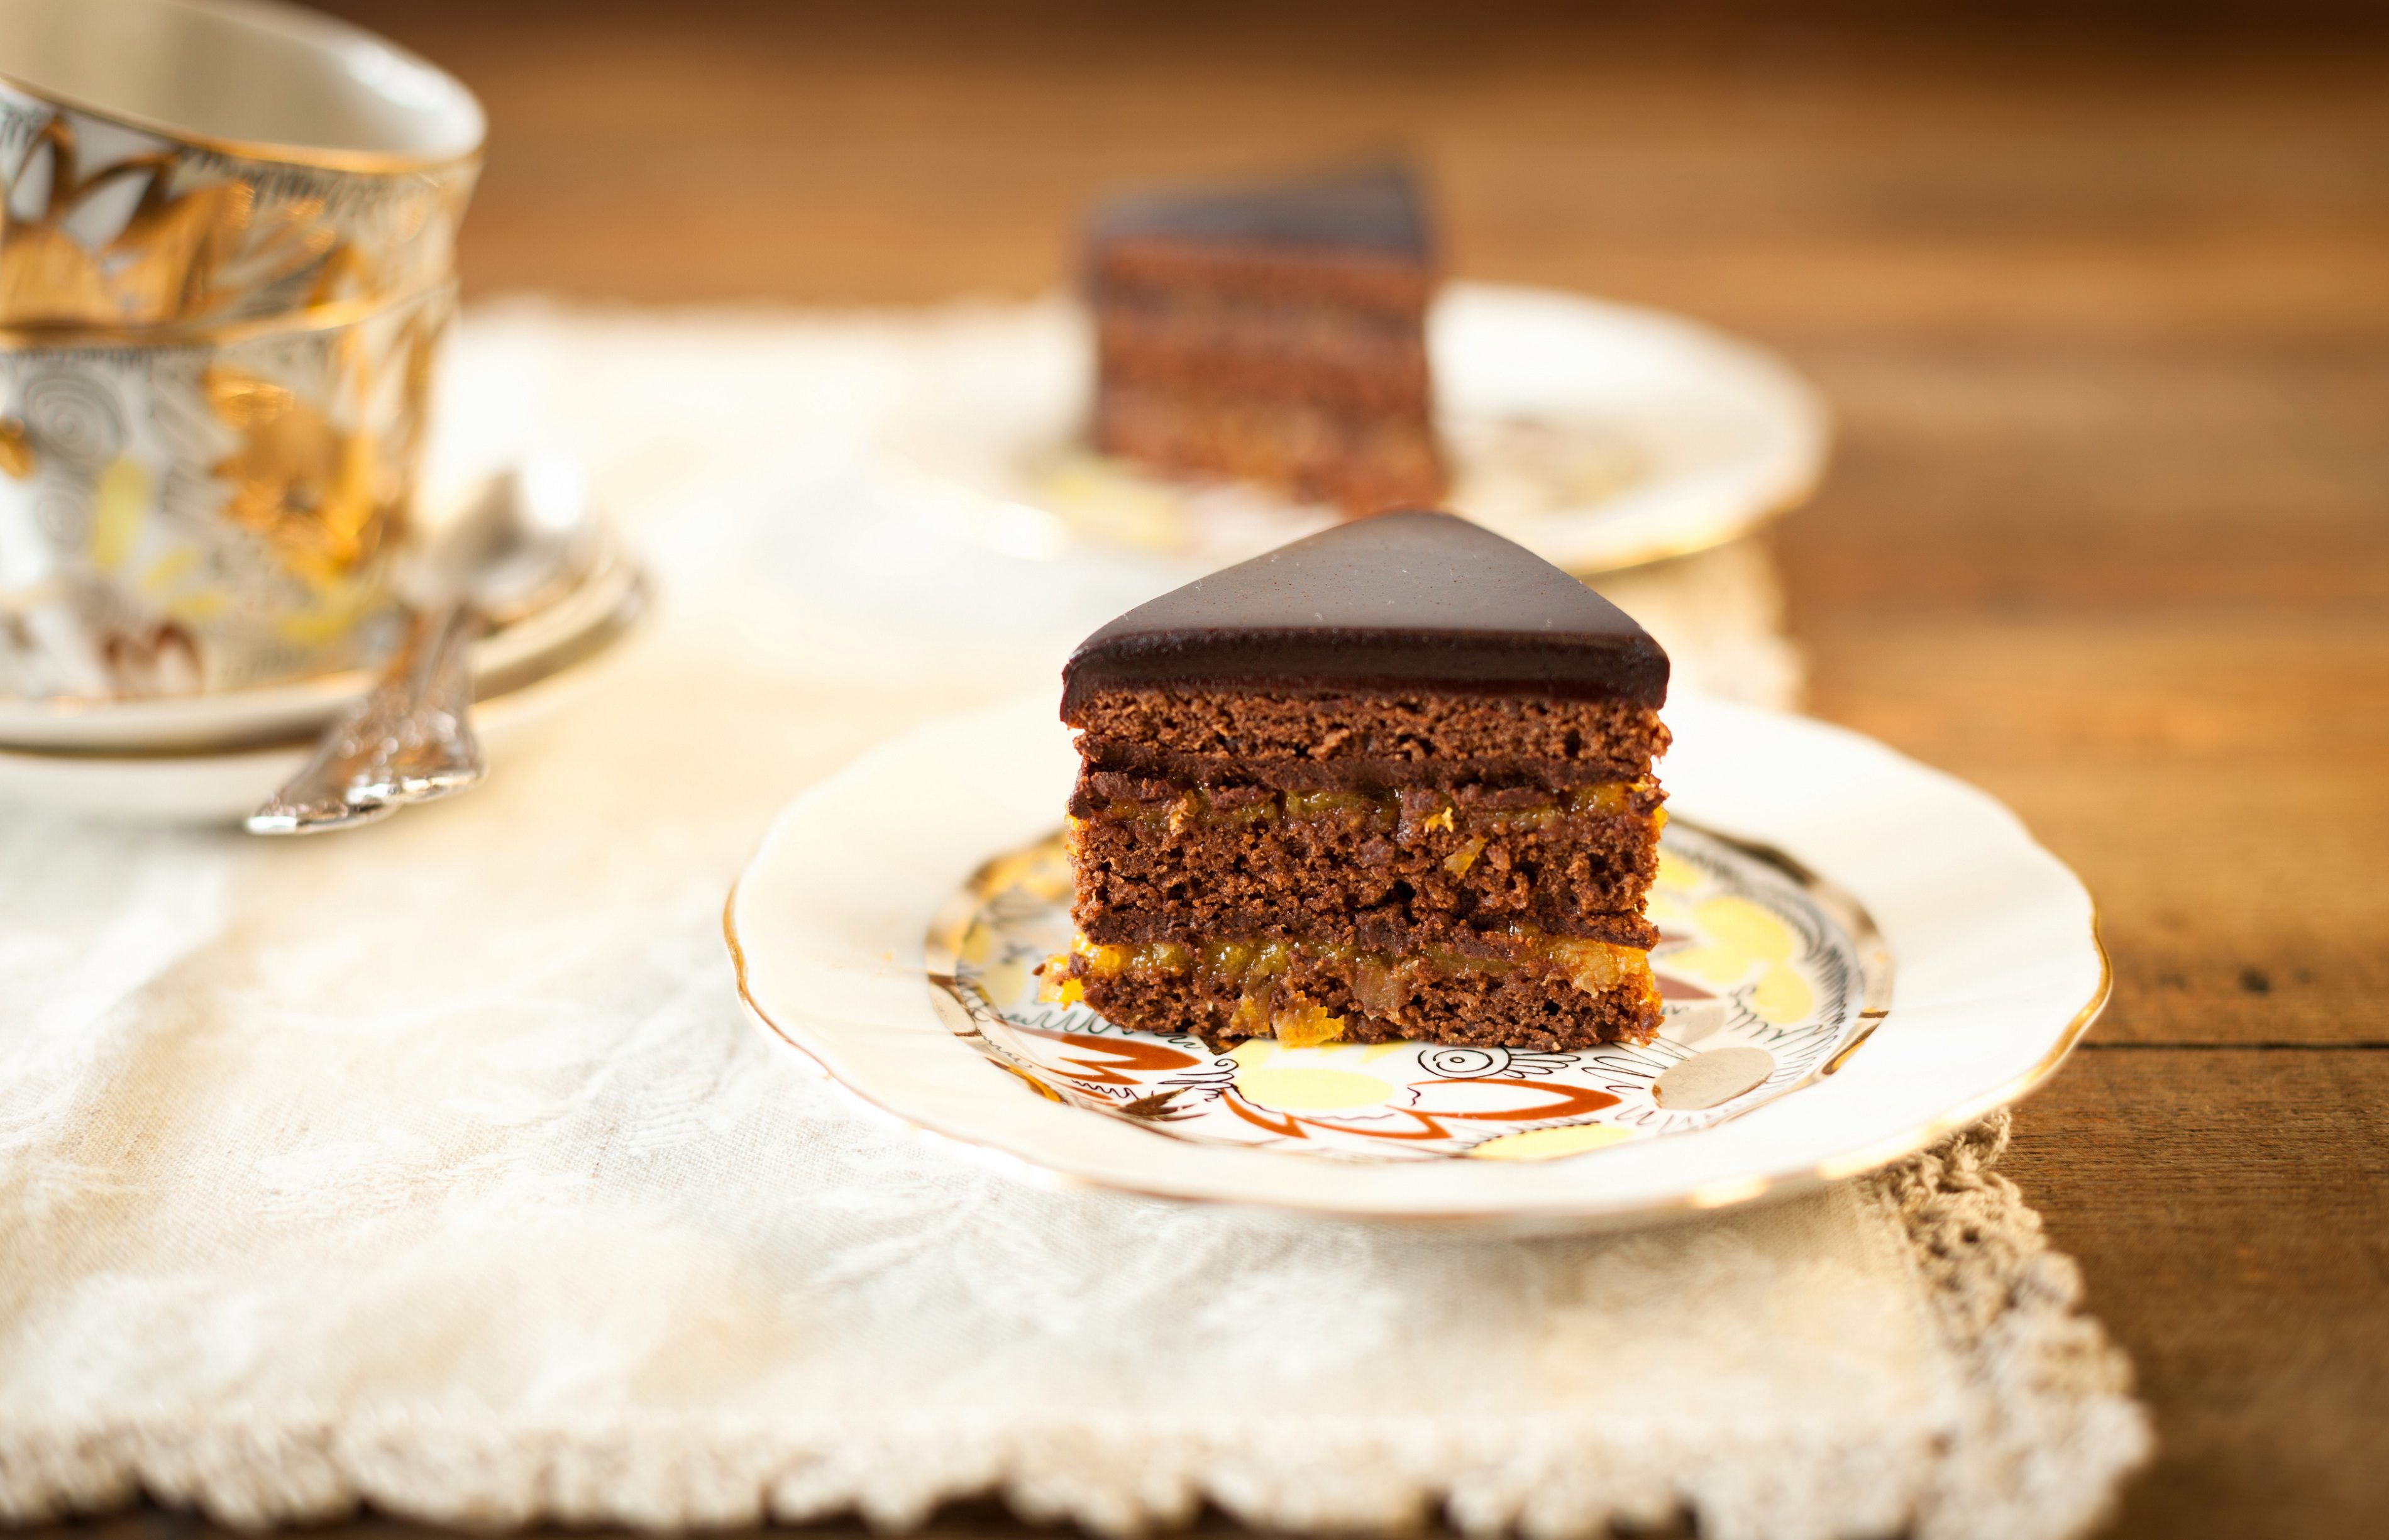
[1086,162,1446,517]
[1050,510,1669,1053]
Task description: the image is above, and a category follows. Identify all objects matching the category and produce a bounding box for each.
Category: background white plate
[727,693,2106,1229]
[880,283,1830,576]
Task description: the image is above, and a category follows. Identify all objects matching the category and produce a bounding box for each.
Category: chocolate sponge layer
[1071,688,1669,791]
[1071,949,1663,1055]
[1069,771,1662,947]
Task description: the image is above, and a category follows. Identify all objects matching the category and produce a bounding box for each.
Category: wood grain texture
[2007,1049,2389,1540]
[38,3,2389,1537]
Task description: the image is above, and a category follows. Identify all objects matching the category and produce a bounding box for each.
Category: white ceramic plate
[727,693,2107,1230]
[0,562,647,822]
[0,551,642,753]
[880,283,1829,575]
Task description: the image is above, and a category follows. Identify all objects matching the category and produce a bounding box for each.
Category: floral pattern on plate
[929,821,1890,1163]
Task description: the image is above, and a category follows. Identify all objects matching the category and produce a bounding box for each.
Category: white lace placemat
[0,302,2145,1540]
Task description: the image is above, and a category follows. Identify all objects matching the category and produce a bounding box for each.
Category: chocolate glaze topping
[1087,162,1430,259]
[1062,510,1669,717]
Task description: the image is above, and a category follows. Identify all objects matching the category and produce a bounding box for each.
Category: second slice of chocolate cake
[1051,510,1669,1053]
[1086,162,1445,517]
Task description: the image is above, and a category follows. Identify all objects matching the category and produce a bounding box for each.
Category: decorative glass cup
[0,0,483,701]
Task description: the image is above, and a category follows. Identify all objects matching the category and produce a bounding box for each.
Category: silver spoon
[247,461,603,835]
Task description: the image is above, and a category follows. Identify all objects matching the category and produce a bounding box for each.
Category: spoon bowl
[416,459,605,622]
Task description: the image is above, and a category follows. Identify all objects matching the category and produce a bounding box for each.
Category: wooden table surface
[71,4,2389,1537]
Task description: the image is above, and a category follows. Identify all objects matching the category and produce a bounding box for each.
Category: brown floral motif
[98,617,201,697]
[1010,1026,1203,1087]
[1220,1077,1619,1143]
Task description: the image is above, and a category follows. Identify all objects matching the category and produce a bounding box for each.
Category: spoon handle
[245,602,489,835]
[350,600,490,807]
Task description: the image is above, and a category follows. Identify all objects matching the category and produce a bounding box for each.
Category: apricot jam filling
[1076,781,1653,842]
[1043,927,1657,1047]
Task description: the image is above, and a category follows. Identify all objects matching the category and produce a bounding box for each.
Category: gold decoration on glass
[0,415,33,477]
[206,367,381,585]
[0,281,453,698]
[0,2,482,703]
[0,105,474,333]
